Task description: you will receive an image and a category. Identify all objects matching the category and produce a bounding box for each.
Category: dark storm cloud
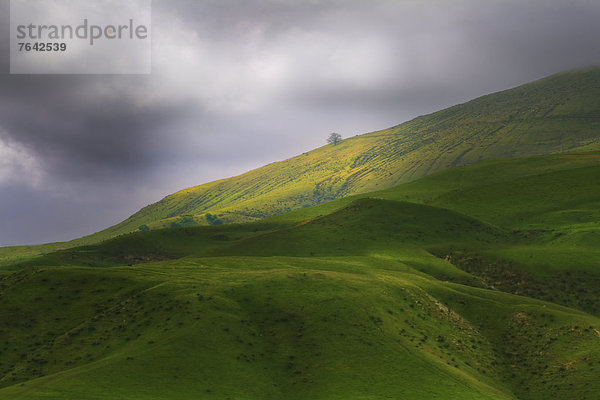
[0,82,188,182]
[1,0,600,245]
[156,0,600,117]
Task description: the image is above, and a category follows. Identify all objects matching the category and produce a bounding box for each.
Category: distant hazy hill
[97,67,598,237]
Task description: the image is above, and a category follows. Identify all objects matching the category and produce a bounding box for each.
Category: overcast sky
[1,0,600,246]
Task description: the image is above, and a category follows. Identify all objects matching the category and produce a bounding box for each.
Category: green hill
[1,153,600,399]
[1,67,598,264]
[99,67,600,235]
[4,256,600,400]
[1,67,600,399]
[272,152,600,314]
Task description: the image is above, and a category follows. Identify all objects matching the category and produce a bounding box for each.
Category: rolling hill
[1,152,600,399]
[101,67,600,236]
[2,67,600,399]
[1,67,598,266]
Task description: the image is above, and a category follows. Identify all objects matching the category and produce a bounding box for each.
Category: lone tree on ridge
[327,132,342,145]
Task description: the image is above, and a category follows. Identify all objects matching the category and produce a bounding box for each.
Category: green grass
[1,68,600,398]
[1,151,600,398]
[57,67,600,240]
[3,67,598,265]
[1,255,599,399]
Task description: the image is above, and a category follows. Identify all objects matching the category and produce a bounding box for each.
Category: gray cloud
[1,0,600,245]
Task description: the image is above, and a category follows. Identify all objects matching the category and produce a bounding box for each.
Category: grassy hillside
[1,152,599,399]
[94,67,600,236]
[3,256,600,400]
[268,152,600,315]
[1,67,598,264]
[0,66,599,398]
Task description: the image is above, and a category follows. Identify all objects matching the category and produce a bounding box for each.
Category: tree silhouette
[327,132,342,145]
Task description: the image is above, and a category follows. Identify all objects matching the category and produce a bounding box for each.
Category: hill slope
[1,153,600,399]
[103,67,600,236]
[270,151,600,314]
[1,67,598,264]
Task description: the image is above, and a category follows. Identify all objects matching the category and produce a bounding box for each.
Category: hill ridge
[4,67,600,253]
[102,67,598,236]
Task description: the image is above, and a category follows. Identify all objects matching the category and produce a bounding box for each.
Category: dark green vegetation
[1,151,600,399]
[1,68,600,399]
